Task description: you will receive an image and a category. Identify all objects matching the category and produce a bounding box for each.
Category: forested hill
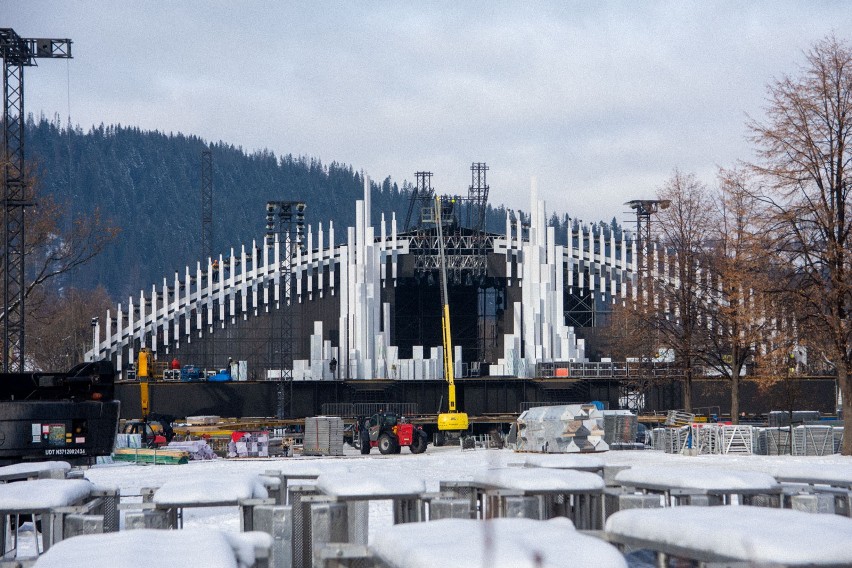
[26,117,527,300]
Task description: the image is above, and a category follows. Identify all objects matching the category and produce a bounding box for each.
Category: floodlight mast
[625,199,670,300]
[0,29,72,372]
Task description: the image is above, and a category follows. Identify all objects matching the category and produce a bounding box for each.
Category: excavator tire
[410,430,428,454]
[360,430,371,454]
[378,433,398,455]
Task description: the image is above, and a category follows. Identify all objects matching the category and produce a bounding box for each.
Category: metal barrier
[535,361,684,379]
[319,403,419,417]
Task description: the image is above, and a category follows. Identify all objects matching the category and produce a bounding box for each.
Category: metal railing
[320,402,419,418]
[535,361,685,379]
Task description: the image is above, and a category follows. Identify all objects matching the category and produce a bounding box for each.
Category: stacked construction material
[165,440,217,460]
[767,410,820,427]
[112,448,189,465]
[515,404,608,453]
[720,425,754,455]
[603,410,639,449]
[302,416,344,456]
[114,433,143,449]
[762,427,792,455]
[792,425,835,456]
[227,431,270,458]
[651,426,690,454]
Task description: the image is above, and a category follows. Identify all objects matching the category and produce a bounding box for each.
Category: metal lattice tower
[265,200,305,418]
[404,171,434,231]
[467,162,489,231]
[1,29,72,372]
[625,199,670,299]
[201,149,213,263]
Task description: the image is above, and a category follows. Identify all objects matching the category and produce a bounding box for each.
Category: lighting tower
[625,199,670,298]
[467,162,489,231]
[265,200,306,418]
[404,171,434,231]
[0,29,72,371]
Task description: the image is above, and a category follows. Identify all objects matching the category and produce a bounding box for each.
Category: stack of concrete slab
[515,404,608,453]
[302,416,344,456]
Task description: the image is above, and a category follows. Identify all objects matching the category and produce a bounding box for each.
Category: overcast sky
[7,2,852,223]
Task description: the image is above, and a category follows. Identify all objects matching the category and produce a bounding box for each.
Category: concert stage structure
[86,165,840,420]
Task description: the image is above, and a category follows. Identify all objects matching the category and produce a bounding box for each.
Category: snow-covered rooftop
[0,479,92,511]
[614,465,779,492]
[605,505,852,565]
[373,517,627,568]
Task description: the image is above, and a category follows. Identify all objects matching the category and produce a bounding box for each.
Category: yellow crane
[435,196,469,432]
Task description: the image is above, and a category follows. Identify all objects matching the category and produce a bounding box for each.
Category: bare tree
[698,169,775,423]
[749,35,852,454]
[653,170,714,412]
[27,286,113,371]
[0,163,120,370]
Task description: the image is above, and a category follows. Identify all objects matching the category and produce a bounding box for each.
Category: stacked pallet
[302,416,344,456]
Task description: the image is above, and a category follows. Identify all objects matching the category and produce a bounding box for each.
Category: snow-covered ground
[82,445,852,536]
[11,446,852,566]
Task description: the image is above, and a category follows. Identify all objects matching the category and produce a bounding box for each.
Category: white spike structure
[87,173,648,381]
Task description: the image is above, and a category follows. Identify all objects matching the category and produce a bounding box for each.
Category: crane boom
[0,29,72,372]
[435,196,469,431]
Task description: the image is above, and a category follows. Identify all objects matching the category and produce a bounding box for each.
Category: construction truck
[0,360,120,465]
[355,412,429,455]
[434,196,469,436]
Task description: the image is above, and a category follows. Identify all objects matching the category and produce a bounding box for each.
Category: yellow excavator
[434,196,469,432]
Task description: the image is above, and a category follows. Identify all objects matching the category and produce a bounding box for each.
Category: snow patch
[0,479,92,510]
[615,465,779,491]
[153,473,269,505]
[373,517,627,568]
[606,505,852,565]
[33,528,242,568]
[473,467,604,492]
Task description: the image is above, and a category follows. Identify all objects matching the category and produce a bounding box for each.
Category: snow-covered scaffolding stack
[515,404,608,453]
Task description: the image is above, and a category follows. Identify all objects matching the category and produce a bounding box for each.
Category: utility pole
[201,149,213,264]
[1,29,72,371]
[200,149,213,371]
